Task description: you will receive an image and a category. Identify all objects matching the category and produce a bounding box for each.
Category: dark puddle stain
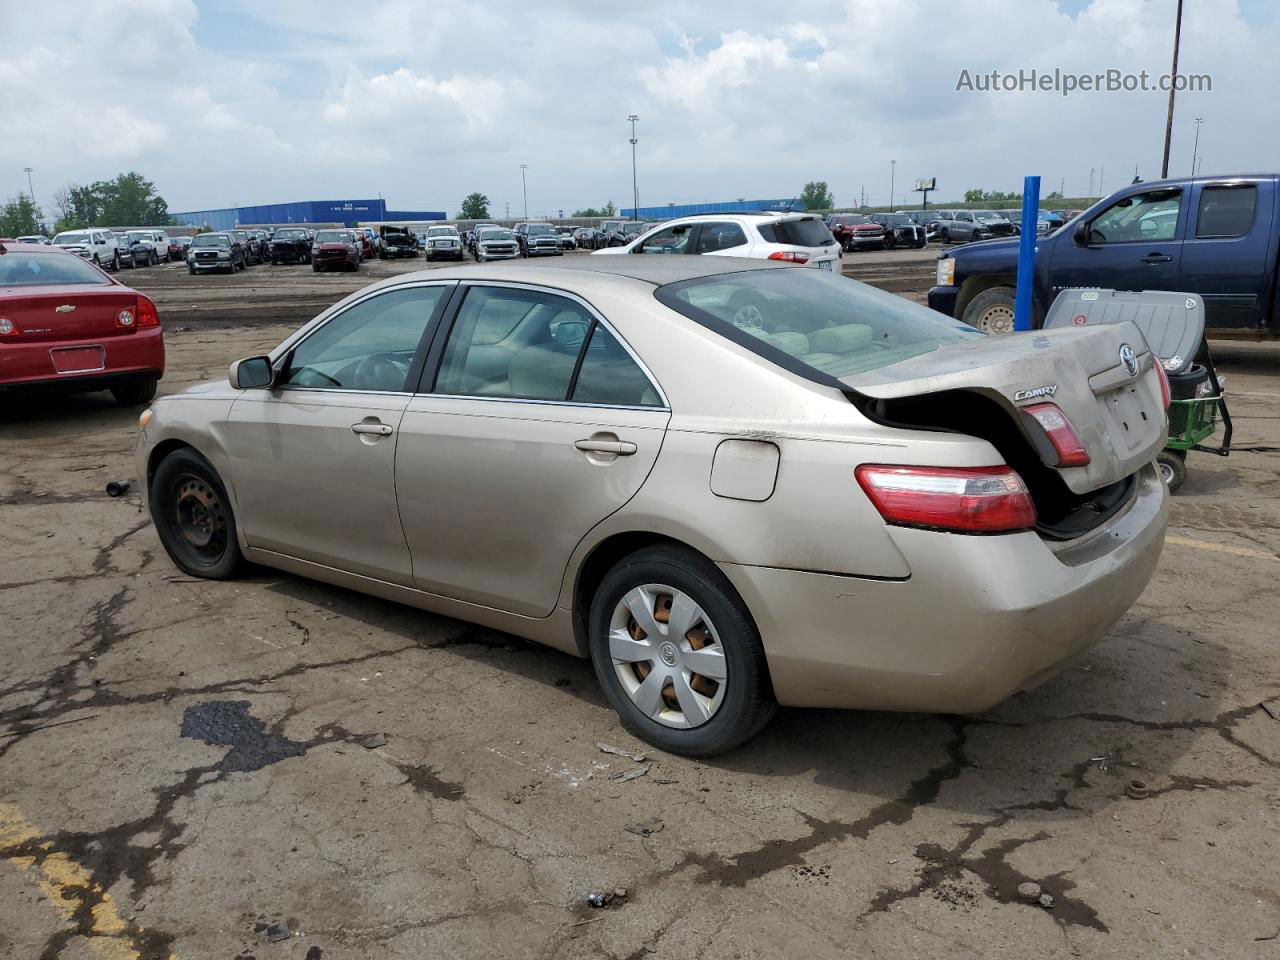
[393,761,466,800]
[180,700,311,774]
[92,519,149,572]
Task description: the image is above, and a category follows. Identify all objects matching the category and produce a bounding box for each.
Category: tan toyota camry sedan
[136,258,1169,755]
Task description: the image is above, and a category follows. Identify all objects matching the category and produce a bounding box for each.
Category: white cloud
[0,0,1276,218]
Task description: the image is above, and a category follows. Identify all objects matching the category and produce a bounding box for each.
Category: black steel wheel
[150,448,245,579]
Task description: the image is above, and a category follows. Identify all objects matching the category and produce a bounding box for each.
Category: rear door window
[1195,185,1257,238]
[570,324,663,407]
[694,222,748,253]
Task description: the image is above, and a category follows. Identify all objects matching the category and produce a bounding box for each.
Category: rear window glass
[1195,185,1256,239]
[655,268,978,383]
[0,253,111,286]
[757,219,835,246]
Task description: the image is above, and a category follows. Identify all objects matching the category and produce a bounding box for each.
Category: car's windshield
[191,235,230,248]
[836,215,870,225]
[656,268,979,381]
[526,225,556,236]
[53,233,90,245]
[0,253,112,286]
[315,231,347,243]
[127,231,151,242]
[622,223,648,235]
[975,211,1006,221]
[479,229,514,241]
[275,229,306,239]
[883,215,912,226]
[427,227,456,236]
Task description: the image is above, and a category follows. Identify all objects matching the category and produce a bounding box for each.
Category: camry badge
[1119,343,1139,377]
[54,304,76,313]
[1014,385,1058,401]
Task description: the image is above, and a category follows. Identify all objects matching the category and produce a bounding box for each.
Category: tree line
[0,172,176,238]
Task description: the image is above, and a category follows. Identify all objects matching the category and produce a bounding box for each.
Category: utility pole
[505,202,510,219]
[1187,117,1198,177]
[1060,177,1065,196]
[23,166,34,204]
[627,114,639,220]
[1160,0,1184,178]
[890,160,896,210]
[519,164,528,220]
[1089,167,1095,196]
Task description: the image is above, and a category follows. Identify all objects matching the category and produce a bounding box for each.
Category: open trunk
[843,322,1166,539]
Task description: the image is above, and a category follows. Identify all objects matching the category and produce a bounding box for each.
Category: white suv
[52,228,122,270]
[592,212,841,271]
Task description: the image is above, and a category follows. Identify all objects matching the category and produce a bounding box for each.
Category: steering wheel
[353,353,409,391]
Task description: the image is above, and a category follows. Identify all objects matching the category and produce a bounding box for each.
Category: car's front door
[1047,186,1186,299]
[223,282,453,584]
[395,282,670,617]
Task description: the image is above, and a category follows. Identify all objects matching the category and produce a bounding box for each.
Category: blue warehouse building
[171,198,446,230]
[620,198,805,219]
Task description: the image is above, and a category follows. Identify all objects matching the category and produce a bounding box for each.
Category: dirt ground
[2,249,1279,960]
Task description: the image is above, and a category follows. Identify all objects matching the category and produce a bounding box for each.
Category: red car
[0,243,164,405]
[825,214,886,252]
[310,230,362,272]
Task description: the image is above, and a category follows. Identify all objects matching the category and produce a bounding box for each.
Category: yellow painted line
[0,802,178,960]
[1166,534,1279,561]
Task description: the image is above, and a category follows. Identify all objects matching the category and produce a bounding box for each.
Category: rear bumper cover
[0,325,165,390]
[719,464,1167,713]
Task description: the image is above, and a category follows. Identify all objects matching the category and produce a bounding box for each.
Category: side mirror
[1073,222,1090,245]
[229,356,274,390]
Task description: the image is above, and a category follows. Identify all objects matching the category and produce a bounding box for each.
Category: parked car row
[51,227,177,271]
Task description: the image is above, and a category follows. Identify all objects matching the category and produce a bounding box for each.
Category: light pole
[627,114,639,220]
[23,166,34,204]
[519,164,528,220]
[1190,117,1203,177]
[1159,0,1184,178]
[890,160,896,210]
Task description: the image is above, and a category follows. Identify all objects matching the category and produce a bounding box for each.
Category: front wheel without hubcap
[151,449,245,579]
[589,547,775,756]
[962,287,1018,335]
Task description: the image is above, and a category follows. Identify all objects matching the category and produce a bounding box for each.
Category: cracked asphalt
[2,254,1279,959]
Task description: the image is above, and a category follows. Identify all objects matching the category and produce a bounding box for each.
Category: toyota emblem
[1119,343,1139,377]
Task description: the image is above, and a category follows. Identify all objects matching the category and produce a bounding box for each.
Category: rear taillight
[1022,402,1090,467]
[136,295,159,327]
[768,251,810,264]
[1155,363,1170,410]
[855,464,1037,534]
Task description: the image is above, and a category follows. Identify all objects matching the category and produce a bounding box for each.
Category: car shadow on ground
[259,568,1238,824]
[0,389,141,428]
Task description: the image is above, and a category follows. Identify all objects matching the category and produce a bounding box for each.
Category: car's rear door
[395,281,670,617]
[222,282,454,584]
[1179,178,1274,330]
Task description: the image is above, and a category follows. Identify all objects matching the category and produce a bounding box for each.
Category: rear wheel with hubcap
[150,448,245,580]
[589,546,775,756]
[1156,450,1188,493]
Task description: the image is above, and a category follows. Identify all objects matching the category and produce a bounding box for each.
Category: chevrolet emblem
[54,304,77,313]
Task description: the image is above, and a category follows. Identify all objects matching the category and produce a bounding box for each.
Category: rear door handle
[1141,253,1172,263]
[351,422,393,436]
[575,438,637,456]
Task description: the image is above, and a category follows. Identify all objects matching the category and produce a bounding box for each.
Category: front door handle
[351,421,393,437]
[575,438,637,456]
[1141,253,1172,263]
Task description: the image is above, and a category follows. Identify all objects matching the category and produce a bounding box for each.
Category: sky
[1,0,1276,219]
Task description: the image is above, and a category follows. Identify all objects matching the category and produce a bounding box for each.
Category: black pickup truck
[929,174,1280,337]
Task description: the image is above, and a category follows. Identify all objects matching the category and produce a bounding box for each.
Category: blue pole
[1014,175,1041,332]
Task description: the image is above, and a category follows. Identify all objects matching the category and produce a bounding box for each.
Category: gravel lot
[2,249,1278,959]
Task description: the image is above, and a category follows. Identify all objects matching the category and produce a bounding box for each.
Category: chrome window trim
[269,279,459,393]
[440,278,670,410]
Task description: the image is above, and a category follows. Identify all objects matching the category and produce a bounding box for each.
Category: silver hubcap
[978,303,1015,335]
[1158,460,1175,484]
[609,583,727,729]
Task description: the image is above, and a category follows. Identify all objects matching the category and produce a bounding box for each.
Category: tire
[110,377,157,406]
[149,448,245,580]
[1168,363,1210,401]
[915,240,927,249]
[961,286,1018,335]
[312,262,321,272]
[188,265,195,275]
[111,251,120,271]
[588,546,776,756]
[1156,450,1188,493]
[150,250,159,266]
[92,254,102,268]
[883,233,896,250]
